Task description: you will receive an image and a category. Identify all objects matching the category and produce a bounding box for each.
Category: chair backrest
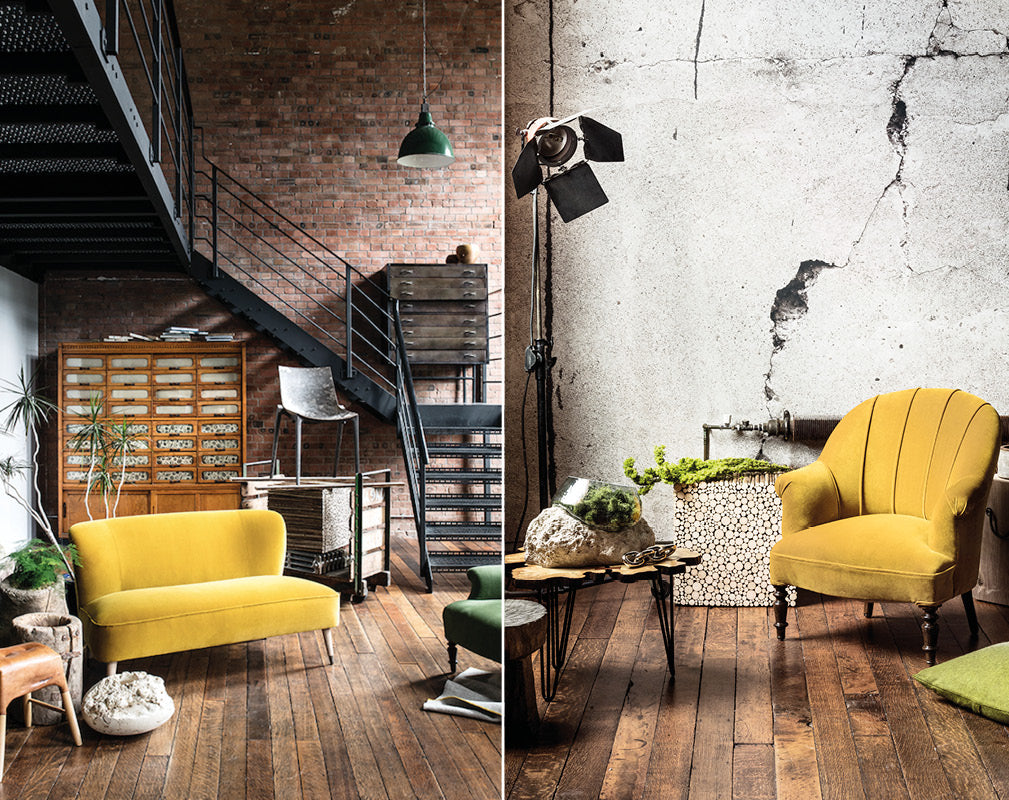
[819,388,1000,520]
[278,366,345,419]
[70,509,287,605]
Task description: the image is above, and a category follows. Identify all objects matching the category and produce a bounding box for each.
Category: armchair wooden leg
[962,592,979,637]
[772,585,789,640]
[863,602,874,618]
[447,642,458,672]
[920,604,940,666]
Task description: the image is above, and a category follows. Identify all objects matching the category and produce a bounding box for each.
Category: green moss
[623,448,789,495]
[559,484,639,531]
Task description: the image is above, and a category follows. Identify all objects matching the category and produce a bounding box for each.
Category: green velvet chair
[770,388,1000,665]
[442,566,502,671]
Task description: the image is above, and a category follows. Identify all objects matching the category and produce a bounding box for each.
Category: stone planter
[12,612,83,724]
[672,473,795,607]
[0,576,68,646]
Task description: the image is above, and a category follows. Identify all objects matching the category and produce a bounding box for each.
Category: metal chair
[270,366,360,484]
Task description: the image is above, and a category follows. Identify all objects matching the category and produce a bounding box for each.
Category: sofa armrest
[775,460,841,536]
[467,565,502,600]
[927,475,991,562]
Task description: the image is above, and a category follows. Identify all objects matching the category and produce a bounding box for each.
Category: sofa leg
[106,662,117,677]
[772,585,789,640]
[863,601,874,618]
[920,604,940,666]
[962,592,979,637]
[323,629,335,665]
[447,642,457,673]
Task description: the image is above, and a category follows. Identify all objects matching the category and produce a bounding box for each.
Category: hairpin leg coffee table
[505,547,702,701]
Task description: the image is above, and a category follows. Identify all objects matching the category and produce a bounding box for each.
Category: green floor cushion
[914,642,1009,725]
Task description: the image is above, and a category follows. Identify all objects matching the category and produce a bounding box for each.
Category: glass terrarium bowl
[552,477,642,532]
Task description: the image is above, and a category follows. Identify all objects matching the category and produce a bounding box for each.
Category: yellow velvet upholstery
[770,388,1000,662]
[70,509,339,665]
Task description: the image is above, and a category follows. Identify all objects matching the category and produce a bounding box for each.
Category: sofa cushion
[79,575,339,663]
[769,514,955,604]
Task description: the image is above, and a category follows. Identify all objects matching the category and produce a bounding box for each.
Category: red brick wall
[36,0,502,537]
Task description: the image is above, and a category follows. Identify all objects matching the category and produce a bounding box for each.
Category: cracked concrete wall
[504,0,1009,542]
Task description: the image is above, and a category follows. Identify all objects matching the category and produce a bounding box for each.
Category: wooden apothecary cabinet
[58,342,246,532]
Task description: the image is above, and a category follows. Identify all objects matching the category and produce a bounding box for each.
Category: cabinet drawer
[389,264,485,280]
[391,283,488,302]
[403,335,488,350]
[406,349,488,363]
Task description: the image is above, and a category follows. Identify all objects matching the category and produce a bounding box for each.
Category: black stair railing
[193,156,399,396]
[97,0,196,252]
[392,300,431,579]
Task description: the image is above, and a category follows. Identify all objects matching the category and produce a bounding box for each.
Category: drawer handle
[401,291,414,297]
[461,281,475,287]
[462,270,475,276]
[463,319,476,324]
[399,280,414,286]
[463,292,476,298]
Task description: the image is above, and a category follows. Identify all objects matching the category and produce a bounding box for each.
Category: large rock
[82,672,175,736]
[524,506,655,567]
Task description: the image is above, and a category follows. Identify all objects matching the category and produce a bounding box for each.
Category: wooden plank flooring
[506,585,1009,800]
[0,531,501,799]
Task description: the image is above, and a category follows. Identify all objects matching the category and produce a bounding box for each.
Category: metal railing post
[150,0,163,164]
[345,263,354,378]
[187,113,195,255]
[173,46,183,215]
[211,163,219,278]
[103,0,119,55]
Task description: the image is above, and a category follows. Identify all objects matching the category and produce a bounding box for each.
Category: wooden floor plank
[769,602,823,800]
[732,743,775,800]
[735,606,773,745]
[641,605,706,800]
[688,606,737,800]
[793,600,866,800]
[598,627,667,800]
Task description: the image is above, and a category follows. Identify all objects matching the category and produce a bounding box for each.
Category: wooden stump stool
[505,599,548,745]
[0,642,83,778]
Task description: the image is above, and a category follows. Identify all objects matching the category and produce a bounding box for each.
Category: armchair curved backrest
[819,387,999,521]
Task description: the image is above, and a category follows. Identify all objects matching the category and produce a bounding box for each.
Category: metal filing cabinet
[387,263,490,398]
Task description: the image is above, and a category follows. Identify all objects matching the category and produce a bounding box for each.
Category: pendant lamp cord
[421,0,428,104]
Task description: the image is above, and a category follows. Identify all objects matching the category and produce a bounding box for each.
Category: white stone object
[524,506,655,567]
[673,474,796,607]
[82,671,175,736]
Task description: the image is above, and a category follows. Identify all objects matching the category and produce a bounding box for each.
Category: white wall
[505,0,1009,539]
[0,267,39,556]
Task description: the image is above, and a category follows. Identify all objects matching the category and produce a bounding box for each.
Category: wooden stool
[504,599,548,745]
[0,642,83,778]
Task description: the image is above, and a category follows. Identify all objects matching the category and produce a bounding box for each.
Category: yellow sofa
[70,509,340,674]
[770,387,1000,664]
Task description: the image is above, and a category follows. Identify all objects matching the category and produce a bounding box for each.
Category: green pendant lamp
[397,0,454,168]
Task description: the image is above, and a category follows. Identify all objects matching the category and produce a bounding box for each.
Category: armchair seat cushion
[79,575,339,664]
[443,599,501,663]
[770,514,955,605]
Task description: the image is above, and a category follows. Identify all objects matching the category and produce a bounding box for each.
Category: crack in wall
[693,0,705,100]
[764,259,842,409]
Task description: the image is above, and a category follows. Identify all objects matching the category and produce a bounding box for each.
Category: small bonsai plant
[623,447,789,495]
[6,540,79,591]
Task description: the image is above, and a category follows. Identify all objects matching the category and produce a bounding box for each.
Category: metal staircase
[0,0,501,586]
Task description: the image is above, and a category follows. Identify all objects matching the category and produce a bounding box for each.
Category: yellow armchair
[770,388,1000,664]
